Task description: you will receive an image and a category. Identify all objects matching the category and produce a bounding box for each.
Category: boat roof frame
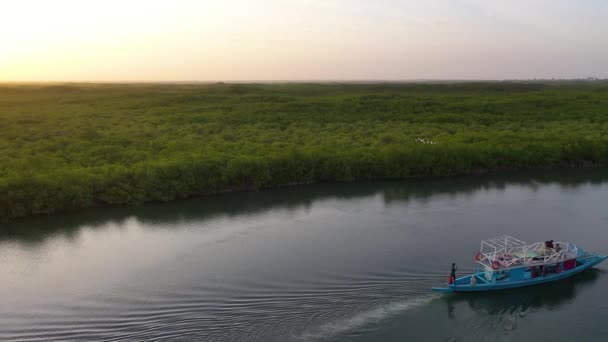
[482,235,527,249]
[476,235,577,270]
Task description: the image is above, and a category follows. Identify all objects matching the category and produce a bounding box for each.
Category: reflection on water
[445,268,603,318]
[1,168,608,341]
[3,168,608,245]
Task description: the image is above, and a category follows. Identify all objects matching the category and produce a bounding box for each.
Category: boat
[432,235,607,293]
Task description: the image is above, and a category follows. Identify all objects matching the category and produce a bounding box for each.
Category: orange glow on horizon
[1,0,607,81]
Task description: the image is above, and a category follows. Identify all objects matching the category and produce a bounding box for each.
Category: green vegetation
[2,82,608,220]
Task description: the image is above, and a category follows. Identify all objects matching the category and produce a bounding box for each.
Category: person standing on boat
[451,263,457,280]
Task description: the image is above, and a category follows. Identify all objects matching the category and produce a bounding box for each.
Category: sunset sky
[1,0,607,81]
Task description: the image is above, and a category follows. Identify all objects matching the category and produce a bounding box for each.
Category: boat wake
[293,294,439,341]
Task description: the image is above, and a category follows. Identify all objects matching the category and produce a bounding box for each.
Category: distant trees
[1,82,608,220]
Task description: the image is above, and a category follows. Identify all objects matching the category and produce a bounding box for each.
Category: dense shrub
[2,82,608,220]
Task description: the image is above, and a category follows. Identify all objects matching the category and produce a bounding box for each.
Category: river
[1,169,608,341]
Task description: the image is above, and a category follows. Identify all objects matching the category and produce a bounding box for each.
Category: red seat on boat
[563,259,576,270]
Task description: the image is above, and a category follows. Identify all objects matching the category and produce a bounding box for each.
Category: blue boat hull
[432,255,607,293]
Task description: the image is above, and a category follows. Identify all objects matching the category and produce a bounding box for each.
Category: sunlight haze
[1,0,607,81]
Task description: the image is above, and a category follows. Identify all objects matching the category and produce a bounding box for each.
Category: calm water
[1,170,608,341]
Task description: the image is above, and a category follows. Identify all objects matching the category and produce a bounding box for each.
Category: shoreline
[1,161,605,223]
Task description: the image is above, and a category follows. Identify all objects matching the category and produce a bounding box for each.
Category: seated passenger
[555,243,561,252]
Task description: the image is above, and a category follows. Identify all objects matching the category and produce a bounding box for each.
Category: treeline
[2,82,608,220]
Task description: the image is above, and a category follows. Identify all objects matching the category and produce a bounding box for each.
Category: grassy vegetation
[2,81,608,220]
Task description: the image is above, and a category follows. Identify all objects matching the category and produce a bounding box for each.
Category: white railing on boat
[476,235,578,270]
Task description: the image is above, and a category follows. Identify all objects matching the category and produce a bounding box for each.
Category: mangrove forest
[2,81,608,220]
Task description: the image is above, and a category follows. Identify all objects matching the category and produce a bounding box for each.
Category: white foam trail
[294,294,439,341]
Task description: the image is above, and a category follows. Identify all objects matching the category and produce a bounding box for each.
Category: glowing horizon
[2,0,607,82]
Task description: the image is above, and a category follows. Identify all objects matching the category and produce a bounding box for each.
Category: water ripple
[0,271,441,341]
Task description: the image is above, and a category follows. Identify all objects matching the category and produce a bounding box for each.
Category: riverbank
[2,82,608,221]
[3,167,608,341]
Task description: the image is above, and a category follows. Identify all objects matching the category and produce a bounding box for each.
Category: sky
[1,0,607,81]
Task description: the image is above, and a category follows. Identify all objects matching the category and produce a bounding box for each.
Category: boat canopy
[475,235,577,270]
